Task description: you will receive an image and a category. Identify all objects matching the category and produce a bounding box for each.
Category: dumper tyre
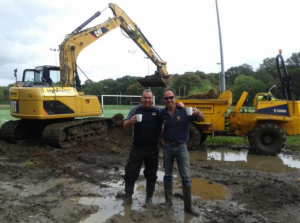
[187,124,201,150]
[200,134,208,145]
[248,123,286,155]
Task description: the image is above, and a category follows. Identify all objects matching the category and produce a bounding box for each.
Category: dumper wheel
[200,134,208,145]
[187,124,201,150]
[248,123,286,155]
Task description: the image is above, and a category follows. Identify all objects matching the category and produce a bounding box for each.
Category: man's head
[141,89,154,109]
[163,88,176,108]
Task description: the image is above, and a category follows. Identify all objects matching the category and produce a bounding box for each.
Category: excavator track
[0,118,112,148]
[0,120,28,143]
[42,118,111,148]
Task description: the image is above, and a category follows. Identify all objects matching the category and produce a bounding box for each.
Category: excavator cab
[19,66,59,87]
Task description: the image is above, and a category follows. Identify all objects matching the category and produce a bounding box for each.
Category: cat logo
[90,27,109,39]
[94,28,103,37]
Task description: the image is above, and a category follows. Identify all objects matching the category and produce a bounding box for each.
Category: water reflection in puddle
[79,196,141,223]
[189,148,300,172]
[78,168,227,223]
[191,178,228,200]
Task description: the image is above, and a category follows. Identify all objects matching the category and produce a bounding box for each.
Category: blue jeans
[163,142,191,187]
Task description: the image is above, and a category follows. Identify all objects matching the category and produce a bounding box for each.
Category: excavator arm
[59,3,171,89]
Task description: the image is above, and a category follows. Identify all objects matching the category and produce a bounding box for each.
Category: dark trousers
[124,144,159,184]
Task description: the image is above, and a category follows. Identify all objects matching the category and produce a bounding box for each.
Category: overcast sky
[1,0,300,86]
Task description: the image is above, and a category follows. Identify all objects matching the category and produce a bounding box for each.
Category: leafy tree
[230,75,266,105]
[0,87,9,102]
[0,87,4,101]
[258,57,277,79]
[188,79,216,96]
[82,80,103,96]
[286,53,300,66]
[122,83,144,104]
[226,64,254,87]
[252,69,274,88]
[285,65,300,100]
[150,87,165,105]
[116,75,139,94]
[206,73,220,86]
[171,73,201,97]
[125,84,144,96]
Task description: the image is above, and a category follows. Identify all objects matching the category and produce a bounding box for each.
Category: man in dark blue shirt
[161,88,205,216]
[122,89,162,206]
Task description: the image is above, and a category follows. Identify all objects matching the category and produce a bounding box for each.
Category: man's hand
[176,102,185,108]
[123,115,137,130]
[192,108,205,122]
[130,115,137,124]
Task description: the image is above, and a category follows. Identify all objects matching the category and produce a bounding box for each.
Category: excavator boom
[59,3,172,88]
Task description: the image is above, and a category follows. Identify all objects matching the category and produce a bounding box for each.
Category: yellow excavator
[0,3,171,148]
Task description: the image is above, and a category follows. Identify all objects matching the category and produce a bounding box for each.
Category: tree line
[0,52,299,106]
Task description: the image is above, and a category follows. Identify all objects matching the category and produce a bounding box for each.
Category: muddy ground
[0,126,300,223]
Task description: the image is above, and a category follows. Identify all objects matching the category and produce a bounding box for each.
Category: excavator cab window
[23,70,35,82]
[22,66,60,87]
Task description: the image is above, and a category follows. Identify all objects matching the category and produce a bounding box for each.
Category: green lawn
[0,107,131,127]
[1,105,300,152]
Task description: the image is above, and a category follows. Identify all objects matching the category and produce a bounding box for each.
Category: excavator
[0,3,172,148]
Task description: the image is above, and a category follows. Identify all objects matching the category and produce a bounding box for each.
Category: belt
[165,141,182,147]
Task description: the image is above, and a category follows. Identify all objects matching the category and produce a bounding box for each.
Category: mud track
[0,127,299,223]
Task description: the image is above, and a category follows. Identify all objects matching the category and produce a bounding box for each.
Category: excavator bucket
[137,75,173,87]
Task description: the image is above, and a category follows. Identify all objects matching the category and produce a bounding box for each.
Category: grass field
[0,105,132,127]
[1,104,300,152]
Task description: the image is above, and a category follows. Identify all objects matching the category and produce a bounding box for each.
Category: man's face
[163,90,176,108]
[141,92,153,109]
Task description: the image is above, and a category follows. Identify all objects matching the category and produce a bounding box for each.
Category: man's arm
[123,106,139,130]
[192,108,205,122]
[123,116,137,130]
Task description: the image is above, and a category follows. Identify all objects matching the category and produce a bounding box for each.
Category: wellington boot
[164,181,173,207]
[145,181,156,206]
[122,182,135,206]
[182,185,200,216]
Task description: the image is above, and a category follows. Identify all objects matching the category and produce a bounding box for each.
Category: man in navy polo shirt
[161,87,205,216]
[121,89,162,206]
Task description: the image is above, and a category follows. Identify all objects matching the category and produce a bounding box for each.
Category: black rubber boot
[164,181,173,207]
[123,182,135,205]
[145,181,156,206]
[182,185,200,216]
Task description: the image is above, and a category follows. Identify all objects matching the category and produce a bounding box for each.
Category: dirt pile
[186,89,218,99]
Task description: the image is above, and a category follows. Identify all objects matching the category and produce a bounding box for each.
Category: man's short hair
[142,89,153,97]
[163,87,176,96]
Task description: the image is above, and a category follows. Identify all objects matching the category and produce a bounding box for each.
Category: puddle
[78,181,147,223]
[79,196,140,223]
[191,178,228,200]
[79,168,226,223]
[189,149,300,172]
